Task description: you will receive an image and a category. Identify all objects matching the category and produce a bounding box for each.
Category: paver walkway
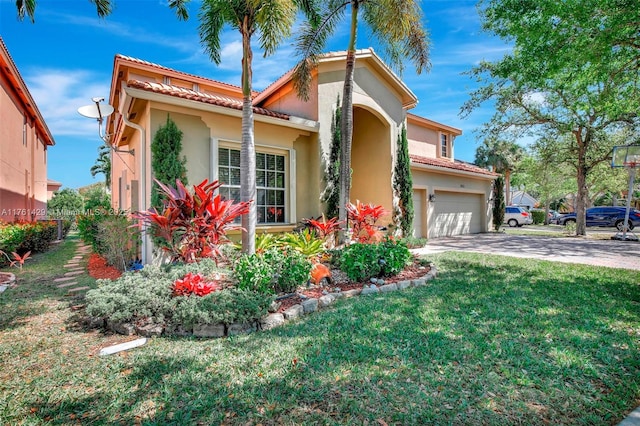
[56,242,92,296]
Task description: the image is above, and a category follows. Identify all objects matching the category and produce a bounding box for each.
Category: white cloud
[23,68,111,137]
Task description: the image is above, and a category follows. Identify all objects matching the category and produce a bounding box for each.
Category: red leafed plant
[134,179,250,263]
[172,272,220,297]
[346,200,389,243]
[0,250,32,270]
[304,214,344,249]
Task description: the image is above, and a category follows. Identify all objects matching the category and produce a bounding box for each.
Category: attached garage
[410,155,497,240]
[429,191,484,238]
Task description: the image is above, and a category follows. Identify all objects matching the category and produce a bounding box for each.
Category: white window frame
[211,138,296,225]
[440,133,448,158]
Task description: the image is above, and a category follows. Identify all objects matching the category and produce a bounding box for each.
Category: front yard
[0,235,638,424]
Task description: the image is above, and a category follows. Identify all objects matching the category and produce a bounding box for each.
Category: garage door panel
[430,192,483,238]
[412,189,424,238]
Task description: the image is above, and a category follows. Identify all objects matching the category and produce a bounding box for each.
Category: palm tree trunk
[337,0,358,244]
[240,19,256,254]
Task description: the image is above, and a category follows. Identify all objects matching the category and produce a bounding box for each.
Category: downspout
[119,110,149,265]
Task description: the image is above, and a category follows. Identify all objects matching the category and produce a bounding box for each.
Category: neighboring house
[47,179,62,200]
[510,190,538,210]
[0,37,55,222]
[106,49,496,262]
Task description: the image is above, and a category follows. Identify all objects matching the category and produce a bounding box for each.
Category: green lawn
[1,236,638,424]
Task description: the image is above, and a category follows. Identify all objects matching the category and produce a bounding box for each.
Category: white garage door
[412,189,424,238]
[429,191,484,238]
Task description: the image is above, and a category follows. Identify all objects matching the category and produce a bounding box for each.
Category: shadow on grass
[0,235,94,332]
[23,252,640,424]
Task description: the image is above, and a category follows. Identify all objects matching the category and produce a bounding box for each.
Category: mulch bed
[276,259,431,313]
[87,254,122,280]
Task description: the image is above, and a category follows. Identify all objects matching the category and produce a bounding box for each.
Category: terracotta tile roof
[410,155,497,177]
[126,80,290,120]
[116,54,253,95]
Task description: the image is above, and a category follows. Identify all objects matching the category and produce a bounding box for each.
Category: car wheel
[616,220,634,231]
[563,218,575,226]
[508,219,518,227]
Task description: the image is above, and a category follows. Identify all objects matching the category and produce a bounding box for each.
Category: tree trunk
[505,169,511,205]
[574,130,588,236]
[337,0,358,244]
[240,21,256,254]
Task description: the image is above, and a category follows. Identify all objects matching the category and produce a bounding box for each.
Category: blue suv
[557,206,640,231]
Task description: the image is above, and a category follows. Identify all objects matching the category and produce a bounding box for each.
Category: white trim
[210,137,218,182]
[289,148,296,224]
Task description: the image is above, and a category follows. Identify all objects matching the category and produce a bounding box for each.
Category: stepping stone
[68,286,90,293]
[57,281,79,288]
[65,262,80,266]
[64,270,84,277]
[53,276,76,283]
[72,256,83,260]
[65,267,84,272]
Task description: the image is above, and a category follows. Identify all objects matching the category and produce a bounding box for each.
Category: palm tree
[170,0,313,254]
[475,138,525,206]
[292,0,430,241]
[15,0,113,21]
[90,143,112,189]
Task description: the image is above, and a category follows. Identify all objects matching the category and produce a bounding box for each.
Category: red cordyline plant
[172,272,220,297]
[304,214,344,248]
[134,179,250,263]
[346,200,389,243]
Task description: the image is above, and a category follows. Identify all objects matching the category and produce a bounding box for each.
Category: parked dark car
[557,207,640,231]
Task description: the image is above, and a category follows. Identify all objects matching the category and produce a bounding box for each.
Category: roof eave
[123,85,319,133]
[410,161,497,180]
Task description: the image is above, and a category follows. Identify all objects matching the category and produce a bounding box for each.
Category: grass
[1,237,639,424]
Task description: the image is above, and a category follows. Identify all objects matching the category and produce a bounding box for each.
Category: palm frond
[198,0,227,64]
[169,0,191,21]
[255,0,297,56]
[15,0,36,22]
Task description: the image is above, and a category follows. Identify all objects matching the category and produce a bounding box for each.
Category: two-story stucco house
[106,49,496,263]
[0,37,55,222]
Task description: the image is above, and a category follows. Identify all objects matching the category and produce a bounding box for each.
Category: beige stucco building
[0,37,55,222]
[107,49,496,262]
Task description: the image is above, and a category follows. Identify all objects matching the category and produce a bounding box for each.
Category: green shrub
[86,259,271,327]
[280,229,324,258]
[340,239,412,282]
[234,247,312,294]
[77,212,103,250]
[97,213,140,271]
[233,253,272,294]
[0,221,59,266]
[172,289,273,327]
[531,209,546,224]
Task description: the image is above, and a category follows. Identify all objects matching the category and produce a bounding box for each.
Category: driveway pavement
[412,232,640,271]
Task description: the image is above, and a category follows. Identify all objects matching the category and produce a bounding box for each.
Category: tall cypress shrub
[393,124,414,237]
[151,115,188,210]
[492,175,505,231]
[322,96,341,218]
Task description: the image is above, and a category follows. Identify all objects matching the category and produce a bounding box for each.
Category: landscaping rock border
[101,263,438,338]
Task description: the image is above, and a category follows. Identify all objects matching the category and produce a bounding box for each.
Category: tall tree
[492,175,505,231]
[90,143,112,190]
[171,0,312,254]
[292,0,430,241]
[393,124,413,237]
[474,139,524,206]
[464,0,640,235]
[150,115,187,210]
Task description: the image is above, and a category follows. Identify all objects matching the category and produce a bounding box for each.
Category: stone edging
[101,264,438,338]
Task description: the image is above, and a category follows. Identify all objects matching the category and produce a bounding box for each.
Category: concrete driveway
[412,233,640,271]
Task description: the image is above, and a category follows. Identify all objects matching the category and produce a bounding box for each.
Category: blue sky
[1,0,510,189]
